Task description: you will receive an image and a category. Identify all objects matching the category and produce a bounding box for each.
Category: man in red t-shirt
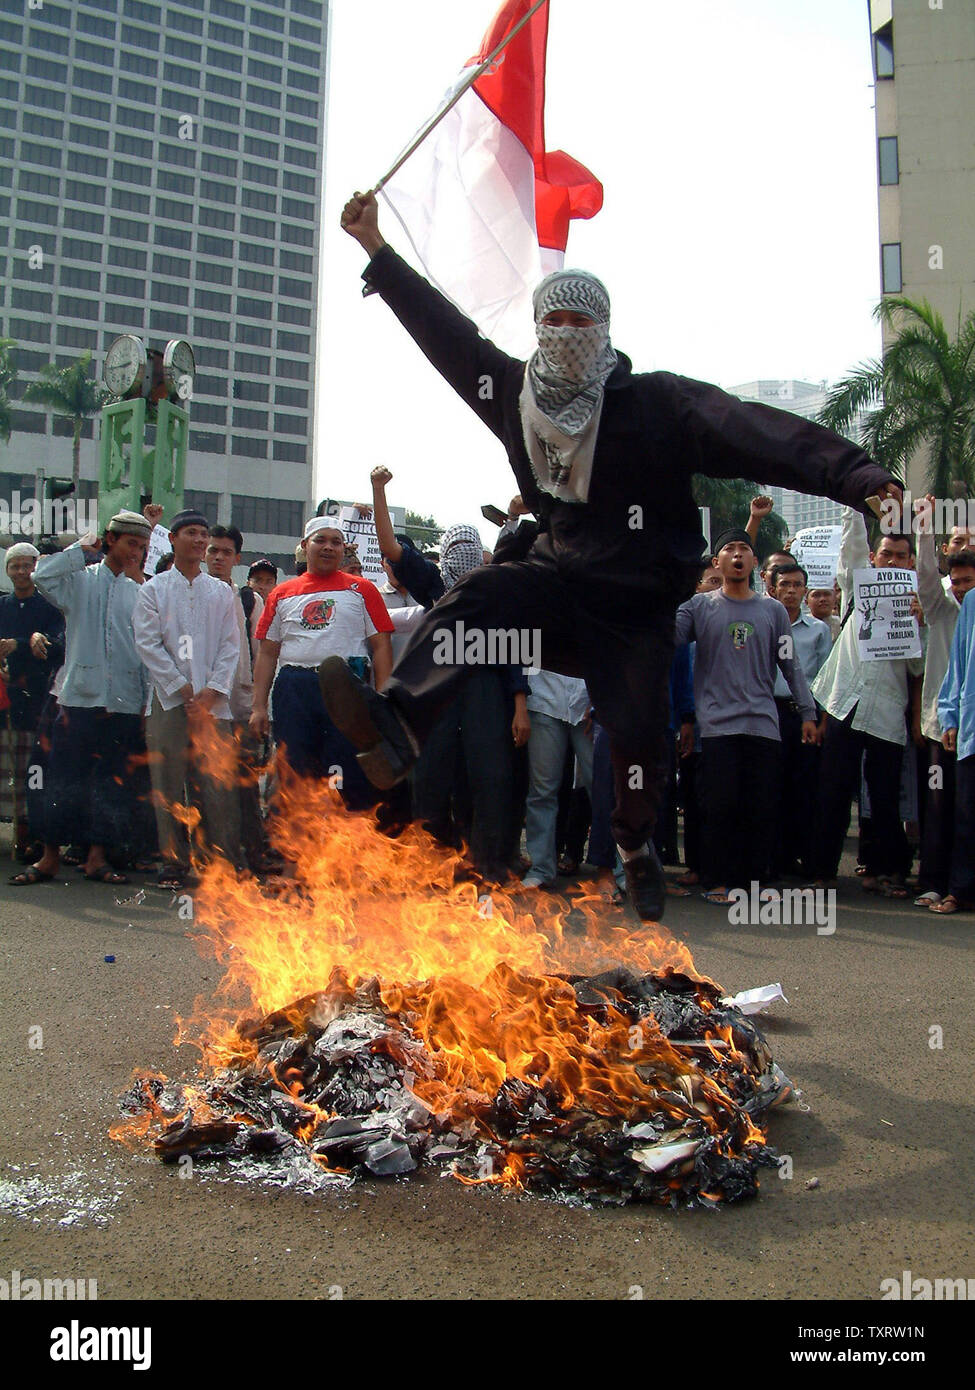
[250,518,393,809]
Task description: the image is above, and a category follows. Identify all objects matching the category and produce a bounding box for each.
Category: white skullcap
[5,542,40,567]
[303,516,346,541]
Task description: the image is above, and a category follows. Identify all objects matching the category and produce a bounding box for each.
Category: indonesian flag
[379,0,603,355]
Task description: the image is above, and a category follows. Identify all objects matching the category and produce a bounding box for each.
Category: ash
[118,967,790,1208]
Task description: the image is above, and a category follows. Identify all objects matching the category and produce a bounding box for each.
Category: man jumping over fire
[320,190,902,922]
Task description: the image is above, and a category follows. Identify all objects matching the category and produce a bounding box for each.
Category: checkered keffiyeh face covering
[439,524,484,591]
[520,270,617,502]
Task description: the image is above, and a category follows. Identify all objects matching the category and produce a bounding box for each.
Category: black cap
[169,508,210,533]
[247,557,276,577]
[711,527,755,558]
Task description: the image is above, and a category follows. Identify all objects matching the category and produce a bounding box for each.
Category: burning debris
[113,788,794,1208]
[118,964,789,1207]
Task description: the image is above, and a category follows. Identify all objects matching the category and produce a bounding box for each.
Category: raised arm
[341,191,519,441]
[369,466,401,563]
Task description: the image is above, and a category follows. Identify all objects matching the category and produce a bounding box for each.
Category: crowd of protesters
[2,481,975,919]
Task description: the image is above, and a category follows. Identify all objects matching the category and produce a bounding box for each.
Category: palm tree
[692,475,788,559]
[0,338,17,447]
[818,297,975,495]
[22,351,108,491]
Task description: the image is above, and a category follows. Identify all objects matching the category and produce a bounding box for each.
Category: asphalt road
[1,839,972,1302]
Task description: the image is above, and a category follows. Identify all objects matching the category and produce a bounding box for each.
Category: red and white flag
[379,0,603,355]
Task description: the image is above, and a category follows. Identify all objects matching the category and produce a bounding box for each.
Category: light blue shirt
[938,586,975,762]
[773,611,832,698]
[34,546,147,715]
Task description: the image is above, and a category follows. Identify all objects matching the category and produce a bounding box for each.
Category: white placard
[791,525,841,589]
[338,506,385,587]
[853,567,921,661]
[144,523,171,577]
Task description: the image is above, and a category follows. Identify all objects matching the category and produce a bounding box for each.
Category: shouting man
[320,190,903,921]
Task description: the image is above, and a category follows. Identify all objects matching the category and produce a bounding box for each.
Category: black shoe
[622,846,667,921]
[317,656,418,790]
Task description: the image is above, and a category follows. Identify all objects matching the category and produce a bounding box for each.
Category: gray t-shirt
[675,590,815,740]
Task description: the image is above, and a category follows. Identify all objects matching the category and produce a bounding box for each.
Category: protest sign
[791,525,841,589]
[338,506,385,587]
[853,567,921,661]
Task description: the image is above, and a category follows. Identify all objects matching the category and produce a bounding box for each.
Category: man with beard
[320,190,902,921]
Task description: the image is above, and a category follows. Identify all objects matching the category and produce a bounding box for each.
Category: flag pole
[373,0,548,194]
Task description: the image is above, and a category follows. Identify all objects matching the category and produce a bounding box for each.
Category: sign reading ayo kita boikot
[852,568,921,662]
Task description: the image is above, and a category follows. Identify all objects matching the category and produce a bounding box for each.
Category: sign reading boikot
[853,568,921,661]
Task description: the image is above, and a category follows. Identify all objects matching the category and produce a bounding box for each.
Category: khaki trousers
[146,703,241,871]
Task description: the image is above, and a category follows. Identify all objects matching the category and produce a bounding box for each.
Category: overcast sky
[314,0,881,539]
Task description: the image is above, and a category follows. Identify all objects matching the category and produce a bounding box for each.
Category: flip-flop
[665,882,692,897]
[701,890,733,904]
[914,891,942,907]
[929,895,970,915]
[82,866,130,885]
[9,866,55,885]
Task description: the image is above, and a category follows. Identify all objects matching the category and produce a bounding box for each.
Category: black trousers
[812,710,910,879]
[45,705,144,851]
[774,698,820,877]
[700,734,781,890]
[677,749,702,874]
[387,560,674,852]
[948,754,975,901]
[918,738,956,896]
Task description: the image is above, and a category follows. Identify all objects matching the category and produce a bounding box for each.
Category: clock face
[163,339,195,402]
[104,335,146,398]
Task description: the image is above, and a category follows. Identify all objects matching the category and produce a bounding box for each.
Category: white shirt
[526,670,590,724]
[916,529,960,741]
[811,507,923,745]
[132,565,241,720]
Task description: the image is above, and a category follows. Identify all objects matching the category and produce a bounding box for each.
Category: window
[238,269,274,294]
[23,85,66,110]
[19,170,60,197]
[56,324,98,350]
[249,32,282,58]
[106,272,142,298]
[26,57,67,84]
[20,141,61,168]
[69,123,110,149]
[165,36,201,62]
[233,407,267,430]
[283,170,315,196]
[23,114,64,140]
[108,244,147,269]
[13,225,54,252]
[198,205,234,230]
[77,13,116,38]
[208,47,243,73]
[17,198,58,225]
[110,215,148,242]
[275,385,308,408]
[151,280,188,305]
[242,188,276,212]
[148,310,188,336]
[201,178,235,203]
[240,214,274,240]
[190,432,225,454]
[282,197,314,222]
[277,303,310,326]
[156,225,192,250]
[277,331,308,353]
[30,25,70,55]
[202,152,238,177]
[244,136,278,161]
[112,188,150,213]
[199,261,232,285]
[115,132,153,159]
[74,39,113,67]
[241,243,274,266]
[9,411,47,435]
[63,237,103,263]
[244,161,277,186]
[287,68,320,94]
[286,95,317,119]
[233,495,303,535]
[204,98,237,125]
[158,170,195,196]
[198,234,232,257]
[123,1,161,22]
[64,207,105,233]
[291,20,322,45]
[169,7,203,36]
[193,320,231,349]
[881,243,902,294]
[251,7,285,33]
[279,249,312,274]
[281,223,313,247]
[61,266,101,292]
[248,58,280,83]
[11,287,53,313]
[879,136,899,186]
[59,294,99,319]
[237,323,271,347]
[245,110,280,134]
[277,357,308,381]
[153,252,190,277]
[233,378,269,401]
[210,14,244,39]
[273,440,306,464]
[247,84,280,109]
[65,180,106,205]
[8,318,51,343]
[190,402,226,425]
[196,289,231,313]
[206,73,241,98]
[237,296,272,320]
[117,106,155,131]
[875,25,894,80]
[120,51,159,77]
[232,437,268,459]
[114,159,152,186]
[234,352,270,375]
[274,413,307,436]
[156,196,192,221]
[285,120,316,146]
[203,126,239,150]
[67,151,108,178]
[159,143,196,168]
[118,79,156,104]
[293,0,324,16]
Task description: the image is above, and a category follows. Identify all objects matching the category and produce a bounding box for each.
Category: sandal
[701,889,733,904]
[82,866,130,885]
[665,882,692,897]
[914,891,942,907]
[9,866,56,885]
[929,895,970,915]
[155,870,185,891]
[878,877,908,899]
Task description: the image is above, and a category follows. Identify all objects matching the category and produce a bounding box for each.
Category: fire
[115,765,787,1204]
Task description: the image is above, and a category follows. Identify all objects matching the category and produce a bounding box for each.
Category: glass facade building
[0,0,328,572]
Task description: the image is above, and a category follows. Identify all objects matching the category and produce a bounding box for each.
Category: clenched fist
[340,190,386,257]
